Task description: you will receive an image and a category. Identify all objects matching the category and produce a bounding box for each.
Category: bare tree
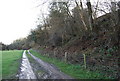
[86,0,94,31]
[75,0,88,30]
[93,0,99,19]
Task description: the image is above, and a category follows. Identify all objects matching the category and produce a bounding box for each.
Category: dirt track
[19,50,36,79]
[19,50,73,79]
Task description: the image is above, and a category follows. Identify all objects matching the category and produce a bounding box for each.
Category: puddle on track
[19,50,36,79]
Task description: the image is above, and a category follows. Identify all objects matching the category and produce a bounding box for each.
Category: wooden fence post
[64,52,67,62]
[83,54,86,69]
[54,51,56,57]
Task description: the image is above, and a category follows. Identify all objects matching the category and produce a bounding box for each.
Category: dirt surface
[19,50,73,80]
[27,50,73,79]
[19,50,36,79]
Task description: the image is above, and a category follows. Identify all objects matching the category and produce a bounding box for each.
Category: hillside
[31,13,120,78]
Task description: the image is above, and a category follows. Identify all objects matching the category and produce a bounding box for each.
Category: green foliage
[99,46,118,55]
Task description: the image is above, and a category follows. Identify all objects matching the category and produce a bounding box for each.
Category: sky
[0,0,49,45]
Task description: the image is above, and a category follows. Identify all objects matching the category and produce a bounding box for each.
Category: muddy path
[27,50,73,79]
[19,50,73,80]
[19,50,36,79]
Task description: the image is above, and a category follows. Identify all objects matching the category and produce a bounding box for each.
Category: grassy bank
[0,51,2,80]
[2,50,23,79]
[29,50,111,79]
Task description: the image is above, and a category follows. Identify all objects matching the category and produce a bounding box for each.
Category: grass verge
[0,51,2,80]
[2,50,23,79]
[29,50,111,79]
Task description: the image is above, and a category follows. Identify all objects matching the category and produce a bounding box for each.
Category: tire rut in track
[27,50,73,79]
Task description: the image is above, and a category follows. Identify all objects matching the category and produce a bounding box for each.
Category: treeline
[0,42,8,50]
[5,0,120,51]
[0,39,30,50]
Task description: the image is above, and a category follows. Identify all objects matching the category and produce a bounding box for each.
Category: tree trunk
[75,0,88,30]
[86,0,94,31]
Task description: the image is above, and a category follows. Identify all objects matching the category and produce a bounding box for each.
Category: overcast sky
[0,0,118,45]
[0,0,49,45]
